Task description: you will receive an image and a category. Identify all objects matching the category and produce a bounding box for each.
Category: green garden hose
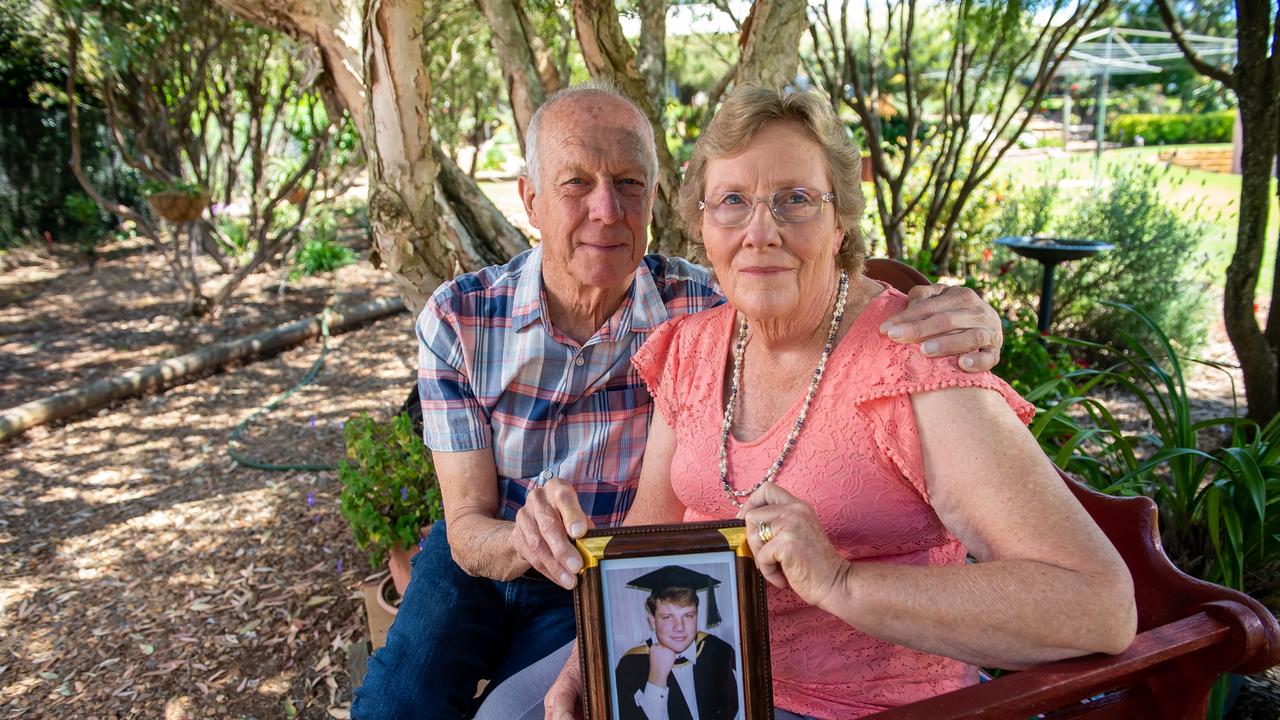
[227,302,340,472]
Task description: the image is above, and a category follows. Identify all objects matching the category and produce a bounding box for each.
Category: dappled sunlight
[0,283,411,716]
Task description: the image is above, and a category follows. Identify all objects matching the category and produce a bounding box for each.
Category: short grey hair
[523,80,659,193]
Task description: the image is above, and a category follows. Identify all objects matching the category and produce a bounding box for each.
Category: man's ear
[518,175,540,229]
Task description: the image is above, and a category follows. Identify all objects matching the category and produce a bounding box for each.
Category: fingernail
[567,556,583,573]
[960,355,975,370]
[560,573,575,588]
[886,324,904,340]
[569,521,585,538]
[922,340,939,355]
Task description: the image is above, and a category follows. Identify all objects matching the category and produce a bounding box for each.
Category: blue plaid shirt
[417,245,722,527]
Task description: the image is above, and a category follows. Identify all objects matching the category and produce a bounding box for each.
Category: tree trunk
[637,0,667,106]
[573,0,690,258]
[217,0,532,315]
[1236,97,1280,421]
[434,143,531,270]
[364,0,452,315]
[476,0,553,152]
[735,0,807,89]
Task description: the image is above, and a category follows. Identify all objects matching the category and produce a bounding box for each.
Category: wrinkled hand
[545,646,584,720]
[739,483,852,611]
[880,284,1002,372]
[511,477,592,589]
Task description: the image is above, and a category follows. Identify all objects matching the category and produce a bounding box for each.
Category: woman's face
[700,121,844,324]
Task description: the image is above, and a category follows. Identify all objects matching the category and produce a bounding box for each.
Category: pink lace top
[631,284,1035,719]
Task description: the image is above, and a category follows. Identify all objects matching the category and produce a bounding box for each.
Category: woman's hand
[739,483,852,611]
[545,644,584,720]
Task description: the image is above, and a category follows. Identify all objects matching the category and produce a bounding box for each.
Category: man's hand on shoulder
[880,284,1003,372]
[512,477,592,589]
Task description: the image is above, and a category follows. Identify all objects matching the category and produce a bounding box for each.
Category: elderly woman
[481,86,1136,720]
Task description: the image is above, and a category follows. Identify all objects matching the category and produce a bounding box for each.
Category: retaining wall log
[0,296,406,443]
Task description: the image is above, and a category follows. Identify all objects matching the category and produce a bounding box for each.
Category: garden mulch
[0,238,1277,718]
[1,239,412,718]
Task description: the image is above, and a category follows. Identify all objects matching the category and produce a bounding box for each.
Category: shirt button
[574,356,585,367]
[538,469,554,485]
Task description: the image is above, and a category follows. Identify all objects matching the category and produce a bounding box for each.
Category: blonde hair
[678,85,866,274]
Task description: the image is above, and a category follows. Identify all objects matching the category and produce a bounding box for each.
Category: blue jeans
[351,521,576,720]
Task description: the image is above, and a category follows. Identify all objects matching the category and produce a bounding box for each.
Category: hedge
[1107,111,1235,146]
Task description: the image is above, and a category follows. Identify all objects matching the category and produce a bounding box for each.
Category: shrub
[293,210,356,277]
[214,216,251,255]
[992,164,1210,357]
[338,412,443,568]
[1107,111,1234,146]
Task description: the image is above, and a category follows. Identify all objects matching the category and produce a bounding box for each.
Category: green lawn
[996,144,1280,300]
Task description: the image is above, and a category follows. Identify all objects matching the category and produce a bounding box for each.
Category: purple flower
[306,493,315,507]
[309,416,316,429]
[339,420,345,430]
[400,487,409,501]
[336,559,343,574]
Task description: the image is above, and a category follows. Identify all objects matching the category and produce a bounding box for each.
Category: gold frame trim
[719,526,752,558]
[576,535,611,570]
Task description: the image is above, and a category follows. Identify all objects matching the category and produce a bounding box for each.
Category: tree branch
[1153,0,1235,87]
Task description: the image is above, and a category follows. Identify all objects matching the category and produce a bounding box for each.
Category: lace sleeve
[631,315,691,427]
[855,344,1036,504]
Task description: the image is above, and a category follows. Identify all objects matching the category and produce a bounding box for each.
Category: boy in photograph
[614,566,740,720]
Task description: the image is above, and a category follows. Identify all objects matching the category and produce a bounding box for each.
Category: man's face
[649,600,697,654]
[519,95,655,295]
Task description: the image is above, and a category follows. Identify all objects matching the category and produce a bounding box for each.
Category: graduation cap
[627,565,723,628]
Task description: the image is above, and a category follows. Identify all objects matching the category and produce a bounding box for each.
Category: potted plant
[144,179,212,223]
[339,412,443,598]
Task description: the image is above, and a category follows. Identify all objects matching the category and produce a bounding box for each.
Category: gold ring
[757,520,774,544]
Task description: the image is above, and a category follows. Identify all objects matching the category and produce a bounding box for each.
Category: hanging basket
[147,190,211,223]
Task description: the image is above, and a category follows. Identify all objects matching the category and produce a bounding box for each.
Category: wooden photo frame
[573,520,772,720]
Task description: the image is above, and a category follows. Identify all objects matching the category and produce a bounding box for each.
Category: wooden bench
[863,258,1280,718]
[869,476,1280,719]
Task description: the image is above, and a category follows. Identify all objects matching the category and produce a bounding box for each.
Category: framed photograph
[573,520,772,720]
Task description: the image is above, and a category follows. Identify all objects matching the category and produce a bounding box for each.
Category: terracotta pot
[147,190,211,223]
[860,153,874,184]
[286,186,308,205]
[386,522,435,596]
[375,574,400,618]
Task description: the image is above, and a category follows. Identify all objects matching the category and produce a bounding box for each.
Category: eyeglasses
[698,188,835,228]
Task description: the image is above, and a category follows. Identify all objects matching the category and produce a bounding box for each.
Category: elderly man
[351,82,1003,720]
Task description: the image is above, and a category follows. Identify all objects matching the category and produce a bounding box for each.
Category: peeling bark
[637,0,667,106]
[215,0,530,314]
[735,0,807,89]
[214,0,369,142]
[476,0,556,152]
[364,0,450,315]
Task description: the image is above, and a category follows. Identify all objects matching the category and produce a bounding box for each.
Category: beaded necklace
[719,271,850,508]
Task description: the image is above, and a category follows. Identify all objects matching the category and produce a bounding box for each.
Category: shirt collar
[624,257,671,335]
[511,244,546,331]
[510,247,670,339]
